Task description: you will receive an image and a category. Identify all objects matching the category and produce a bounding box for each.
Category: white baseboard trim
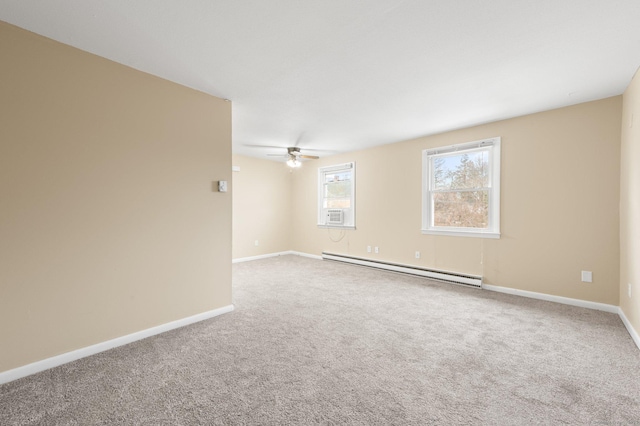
[290,251,323,260]
[232,251,294,263]
[232,251,322,263]
[482,284,619,314]
[0,304,234,385]
[618,307,640,351]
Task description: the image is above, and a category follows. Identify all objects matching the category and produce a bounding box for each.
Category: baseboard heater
[321,252,482,288]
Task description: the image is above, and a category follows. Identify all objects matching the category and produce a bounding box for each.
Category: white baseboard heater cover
[322,252,482,288]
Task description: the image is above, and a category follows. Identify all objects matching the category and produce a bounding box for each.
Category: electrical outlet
[374,247,379,254]
[415,251,420,259]
[629,283,632,298]
[367,246,371,253]
[581,271,592,283]
[254,240,259,246]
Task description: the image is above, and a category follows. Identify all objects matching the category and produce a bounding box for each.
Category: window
[422,137,500,238]
[318,162,355,228]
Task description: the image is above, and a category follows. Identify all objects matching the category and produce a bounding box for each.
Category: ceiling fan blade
[294,147,328,152]
[299,155,320,159]
[244,144,287,149]
[293,132,306,147]
[266,154,286,157]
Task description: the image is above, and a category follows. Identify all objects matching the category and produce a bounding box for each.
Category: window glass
[422,138,500,238]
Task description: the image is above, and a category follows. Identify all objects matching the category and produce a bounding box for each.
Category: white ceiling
[2,0,640,160]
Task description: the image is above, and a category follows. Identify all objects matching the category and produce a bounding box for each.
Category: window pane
[432,150,489,190]
[433,190,489,228]
[324,181,351,199]
[324,171,351,184]
[324,198,351,208]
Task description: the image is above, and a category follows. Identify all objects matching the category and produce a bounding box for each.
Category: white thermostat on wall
[218,180,228,192]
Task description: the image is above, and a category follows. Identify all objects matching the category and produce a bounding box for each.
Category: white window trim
[422,137,501,239]
[317,162,356,229]
[317,225,357,230]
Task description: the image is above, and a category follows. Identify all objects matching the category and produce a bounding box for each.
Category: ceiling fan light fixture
[286,156,301,168]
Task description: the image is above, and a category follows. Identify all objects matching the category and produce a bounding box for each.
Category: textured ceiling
[2,0,640,160]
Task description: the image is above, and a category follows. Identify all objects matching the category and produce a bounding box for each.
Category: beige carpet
[1,254,639,424]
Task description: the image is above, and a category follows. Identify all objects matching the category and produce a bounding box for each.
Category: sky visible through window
[433,151,488,190]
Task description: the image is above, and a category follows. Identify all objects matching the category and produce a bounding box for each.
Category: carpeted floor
[1,254,639,425]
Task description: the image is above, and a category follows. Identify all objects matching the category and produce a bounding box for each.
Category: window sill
[318,225,356,230]
[422,229,500,239]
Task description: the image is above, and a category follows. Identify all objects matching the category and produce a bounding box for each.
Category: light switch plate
[218,180,228,192]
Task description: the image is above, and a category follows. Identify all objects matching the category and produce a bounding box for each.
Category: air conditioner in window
[326,209,344,225]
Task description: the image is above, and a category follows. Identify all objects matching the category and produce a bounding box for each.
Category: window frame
[317,162,356,229]
[422,137,501,239]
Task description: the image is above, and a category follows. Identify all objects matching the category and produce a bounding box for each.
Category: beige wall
[621,69,640,333]
[232,155,292,259]
[291,98,622,305]
[0,21,232,373]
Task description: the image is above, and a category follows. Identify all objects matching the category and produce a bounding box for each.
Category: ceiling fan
[267,147,319,168]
